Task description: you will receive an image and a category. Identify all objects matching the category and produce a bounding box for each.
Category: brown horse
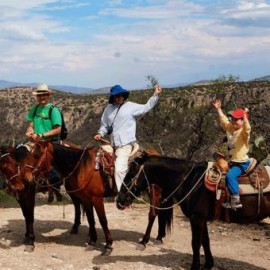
[0,146,25,191]
[23,140,113,253]
[0,144,85,251]
[0,145,36,251]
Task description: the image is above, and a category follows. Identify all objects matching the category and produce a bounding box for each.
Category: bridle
[24,142,89,193]
[121,160,206,210]
[0,152,23,188]
[24,142,51,176]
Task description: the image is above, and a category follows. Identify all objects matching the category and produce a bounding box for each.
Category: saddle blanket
[240,165,270,195]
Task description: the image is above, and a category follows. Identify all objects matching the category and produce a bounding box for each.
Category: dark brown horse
[0,145,36,251]
[23,140,113,253]
[116,152,270,270]
[0,144,84,251]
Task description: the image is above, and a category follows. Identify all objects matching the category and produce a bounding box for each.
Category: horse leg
[92,196,113,253]
[202,224,214,269]
[139,209,157,247]
[69,195,82,234]
[156,209,168,242]
[83,202,97,246]
[140,184,164,246]
[47,187,54,203]
[17,183,36,252]
[189,215,204,270]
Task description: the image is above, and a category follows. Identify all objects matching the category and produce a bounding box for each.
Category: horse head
[0,146,25,190]
[23,141,54,182]
[116,150,150,210]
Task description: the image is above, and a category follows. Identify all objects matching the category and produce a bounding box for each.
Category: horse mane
[14,145,29,162]
[52,143,93,170]
[0,145,28,163]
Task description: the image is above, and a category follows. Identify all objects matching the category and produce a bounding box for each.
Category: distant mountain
[1,75,270,94]
[50,85,94,94]
[252,75,270,82]
[189,80,213,86]
[0,79,24,88]
[0,80,94,94]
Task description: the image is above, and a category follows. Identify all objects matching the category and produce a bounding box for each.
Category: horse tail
[158,198,174,235]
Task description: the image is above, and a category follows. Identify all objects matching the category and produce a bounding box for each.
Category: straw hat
[32,84,52,95]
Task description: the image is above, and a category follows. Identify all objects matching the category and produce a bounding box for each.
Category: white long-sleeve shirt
[98,93,159,147]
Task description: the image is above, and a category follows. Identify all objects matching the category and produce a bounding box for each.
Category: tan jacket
[219,113,251,162]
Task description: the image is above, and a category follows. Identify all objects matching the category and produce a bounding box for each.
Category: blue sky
[1,0,270,89]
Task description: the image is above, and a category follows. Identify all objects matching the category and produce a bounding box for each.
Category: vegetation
[0,77,269,204]
[0,79,269,161]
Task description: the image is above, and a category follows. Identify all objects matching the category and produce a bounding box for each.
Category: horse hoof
[136,243,146,251]
[85,243,96,250]
[70,227,79,234]
[154,239,163,245]
[24,245,35,252]
[102,247,113,256]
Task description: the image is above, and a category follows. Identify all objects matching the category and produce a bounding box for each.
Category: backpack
[33,105,68,140]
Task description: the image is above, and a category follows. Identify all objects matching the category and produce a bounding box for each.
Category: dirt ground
[0,200,269,270]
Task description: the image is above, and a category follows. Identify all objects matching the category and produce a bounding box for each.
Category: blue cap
[109,85,129,104]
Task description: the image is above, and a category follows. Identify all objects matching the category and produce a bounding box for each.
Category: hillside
[0,82,269,161]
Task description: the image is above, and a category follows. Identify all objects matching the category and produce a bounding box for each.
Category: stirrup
[222,202,242,211]
[222,202,232,209]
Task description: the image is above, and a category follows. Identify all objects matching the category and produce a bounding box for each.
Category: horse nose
[24,171,33,182]
[116,202,126,210]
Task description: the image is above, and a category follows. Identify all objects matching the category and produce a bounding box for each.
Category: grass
[0,190,19,208]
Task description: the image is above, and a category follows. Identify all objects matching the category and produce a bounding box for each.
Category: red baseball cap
[229,108,245,119]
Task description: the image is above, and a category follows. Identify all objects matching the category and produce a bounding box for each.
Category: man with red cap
[212,99,251,209]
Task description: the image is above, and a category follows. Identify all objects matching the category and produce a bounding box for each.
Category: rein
[27,142,91,194]
[123,162,207,210]
[0,153,10,159]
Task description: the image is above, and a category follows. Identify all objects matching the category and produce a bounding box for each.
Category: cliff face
[0,81,269,161]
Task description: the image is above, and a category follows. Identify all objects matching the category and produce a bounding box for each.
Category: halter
[122,160,207,210]
[0,152,22,188]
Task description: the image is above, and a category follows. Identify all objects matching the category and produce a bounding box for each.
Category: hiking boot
[231,198,242,209]
[222,202,232,209]
[222,195,243,210]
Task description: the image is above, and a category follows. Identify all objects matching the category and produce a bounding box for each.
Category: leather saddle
[205,153,270,220]
[96,143,142,196]
[206,153,270,192]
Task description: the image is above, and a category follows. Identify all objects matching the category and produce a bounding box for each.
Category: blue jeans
[226,160,251,195]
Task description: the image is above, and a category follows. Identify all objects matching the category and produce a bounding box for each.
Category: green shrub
[0,190,18,208]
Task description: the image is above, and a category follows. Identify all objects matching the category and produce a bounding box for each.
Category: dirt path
[0,202,269,270]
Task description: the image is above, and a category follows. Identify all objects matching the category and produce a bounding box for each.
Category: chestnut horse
[0,144,85,251]
[116,152,270,270]
[23,141,113,253]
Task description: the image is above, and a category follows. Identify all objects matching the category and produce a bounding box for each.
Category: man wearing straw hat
[25,83,63,202]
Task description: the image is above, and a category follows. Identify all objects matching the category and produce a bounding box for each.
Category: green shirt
[26,103,62,139]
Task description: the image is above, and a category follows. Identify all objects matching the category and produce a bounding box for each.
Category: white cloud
[0,0,270,88]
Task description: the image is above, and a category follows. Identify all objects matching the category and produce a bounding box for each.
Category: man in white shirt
[94,84,162,192]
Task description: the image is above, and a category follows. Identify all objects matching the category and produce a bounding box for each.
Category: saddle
[96,143,141,196]
[205,153,270,220]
